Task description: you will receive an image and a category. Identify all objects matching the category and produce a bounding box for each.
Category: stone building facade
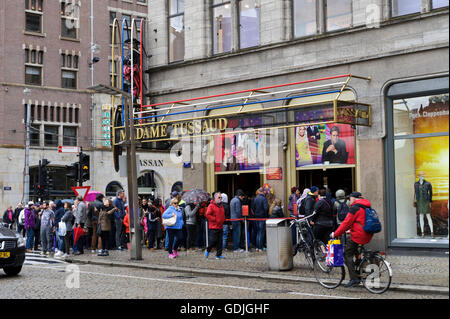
[145,0,449,250]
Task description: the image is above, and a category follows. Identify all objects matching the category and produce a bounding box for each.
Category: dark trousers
[312,224,333,245]
[33,228,40,250]
[167,228,183,254]
[101,231,110,251]
[207,229,223,257]
[186,224,197,249]
[344,238,360,281]
[64,231,72,254]
[147,224,156,248]
[195,217,206,248]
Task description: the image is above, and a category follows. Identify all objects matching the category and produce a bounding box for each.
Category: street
[0,253,446,300]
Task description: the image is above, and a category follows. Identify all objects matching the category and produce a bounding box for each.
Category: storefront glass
[393,93,449,240]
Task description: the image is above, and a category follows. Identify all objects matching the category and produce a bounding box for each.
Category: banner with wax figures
[295,123,355,167]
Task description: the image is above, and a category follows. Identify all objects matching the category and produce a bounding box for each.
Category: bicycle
[290,212,326,269]
[314,240,393,294]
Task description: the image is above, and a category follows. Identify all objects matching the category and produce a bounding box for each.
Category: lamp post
[23,88,31,204]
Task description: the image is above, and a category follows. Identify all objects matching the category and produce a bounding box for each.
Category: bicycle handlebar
[290,211,316,225]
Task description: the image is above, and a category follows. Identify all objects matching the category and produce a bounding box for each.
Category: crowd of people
[2,185,372,271]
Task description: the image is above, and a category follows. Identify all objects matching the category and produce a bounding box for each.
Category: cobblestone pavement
[67,247,449,292]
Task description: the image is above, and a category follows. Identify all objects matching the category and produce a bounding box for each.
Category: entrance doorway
[297,168,354,197]
[216,172,261,199]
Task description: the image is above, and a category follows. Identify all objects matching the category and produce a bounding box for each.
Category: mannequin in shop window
[414,171,434,238]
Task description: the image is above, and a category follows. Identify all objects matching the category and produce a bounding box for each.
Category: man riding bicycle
[331,192,373,288]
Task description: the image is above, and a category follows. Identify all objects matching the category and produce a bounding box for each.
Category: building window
[63,126,77,146]
[110,59,119,86]
[44,125,58,147]
[30,124,40,146]
[122,14,132,42]
[386,77,449,247]
[25,66,42,85]
[213,0,232,54]
[432,0,449,9]
[239,0,260,49]
[293,0,317,38]
[391,0,421,17]
[25,49,43,85]
[37,105,42,121]
[137,0,147,3]
[110,11,117,45]
[25,0,43,33]
[61,53,78,89]
[75,108,79,123]
[44,105,48,121]
[169,0,185,62]
[56,106,61,122]
[326,0,352,32]
[50,106,54,122]
[61,1,79,39]
[63,107,67,122]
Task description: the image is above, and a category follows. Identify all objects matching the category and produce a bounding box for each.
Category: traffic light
[38,159,51,200]
[66,162,80,183]
[79,153,90,182]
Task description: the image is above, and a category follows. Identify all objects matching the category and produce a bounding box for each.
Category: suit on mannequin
[414,172,434,238]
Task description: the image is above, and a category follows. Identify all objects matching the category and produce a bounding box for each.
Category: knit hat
[310,186,319,193]
[335,189,346,199]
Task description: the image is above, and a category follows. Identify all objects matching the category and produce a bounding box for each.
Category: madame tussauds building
[114,72,449,251]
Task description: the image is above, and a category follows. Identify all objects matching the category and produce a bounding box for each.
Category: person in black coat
[270,199,285,218]
[311,189,335,245]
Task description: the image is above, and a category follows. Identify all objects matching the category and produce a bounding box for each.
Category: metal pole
[205,220,209,249]
[125,96,141,260]
[24,101,31,204]
[244,217,248,253]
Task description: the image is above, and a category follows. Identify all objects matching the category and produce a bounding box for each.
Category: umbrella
[73,226,84,245]
[84,191,104,202]
[181,189,210,205]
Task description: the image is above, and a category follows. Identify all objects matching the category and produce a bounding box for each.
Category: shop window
[169,0,185,62]
[392,93,449,240]
[326,0,352,32]
[293,0,317,38]
[213,0,232,54]
[432,0,449,9]
[391,0,421,17]
[239,0,260,49]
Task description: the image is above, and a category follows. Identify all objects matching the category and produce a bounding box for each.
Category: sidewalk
[67,247,449,295]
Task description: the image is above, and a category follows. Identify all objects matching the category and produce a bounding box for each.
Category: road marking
[24,253,68,266]
[27,264,357,299]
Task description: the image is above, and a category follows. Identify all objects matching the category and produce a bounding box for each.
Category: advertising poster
[412,95,449,236]
[295,123,355,167]
[215,130,264,172]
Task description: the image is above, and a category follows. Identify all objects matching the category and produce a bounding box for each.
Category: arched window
[105,181,124,197]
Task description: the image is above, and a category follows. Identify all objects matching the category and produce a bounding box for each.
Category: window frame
[168,0,185,63]
[324,0,353,33]
[238,0,260,50]
[212,0,233,55]
[60,1,79,40]
[292,0,319,39]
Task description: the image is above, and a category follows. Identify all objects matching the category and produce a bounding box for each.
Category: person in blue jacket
[251,188,269,252]
[162,198,184,259]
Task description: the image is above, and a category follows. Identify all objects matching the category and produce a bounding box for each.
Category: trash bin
[266,219,293,271]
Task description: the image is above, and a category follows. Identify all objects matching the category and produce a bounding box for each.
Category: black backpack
[337,200,350,222]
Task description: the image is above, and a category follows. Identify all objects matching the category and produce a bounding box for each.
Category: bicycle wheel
[314,262,345,289]
[313,240,328,272]
[304,247,314,269]
[359,254,392,294]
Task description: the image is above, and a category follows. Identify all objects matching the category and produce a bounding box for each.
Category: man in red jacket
[205,193,226,259]
[331,192,374,288]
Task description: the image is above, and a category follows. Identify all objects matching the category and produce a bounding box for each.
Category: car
[0,223,26,276]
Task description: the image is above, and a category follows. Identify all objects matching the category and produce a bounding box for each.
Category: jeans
[222,224,230,250]
[167,228,183,254]
[231,221,242,251]
[255,221,266,250]
[195,217,207,248]
[26,227,34,250]
[40,227,52,253]
[115,219,124,248]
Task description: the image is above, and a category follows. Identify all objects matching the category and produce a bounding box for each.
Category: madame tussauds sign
[117,118,228,142]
